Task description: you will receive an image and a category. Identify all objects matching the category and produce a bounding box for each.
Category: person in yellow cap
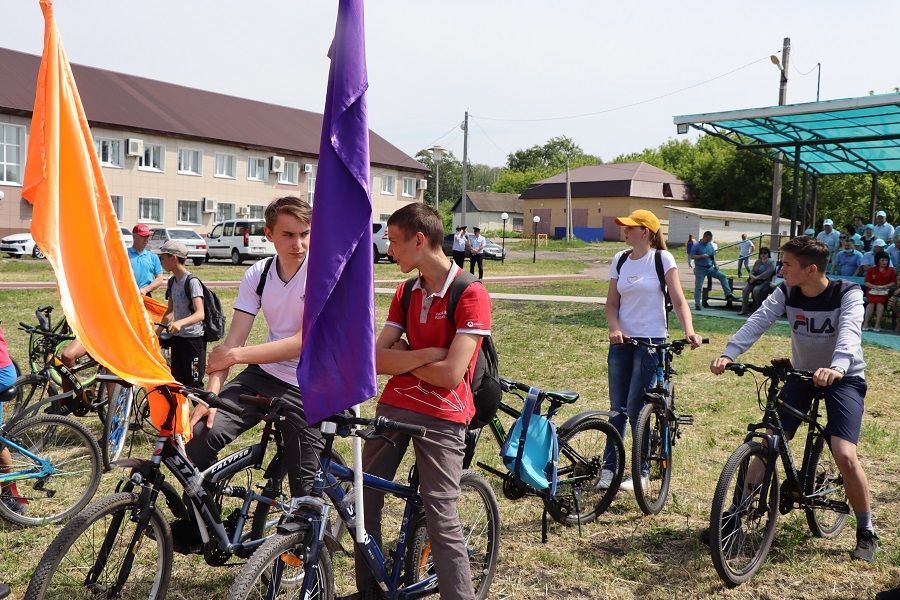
[600,209,703,492]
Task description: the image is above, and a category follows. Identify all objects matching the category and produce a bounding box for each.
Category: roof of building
[0,47,427,173]
[666,205,791,224]
[519,162,690,201]
[451,191,522,213]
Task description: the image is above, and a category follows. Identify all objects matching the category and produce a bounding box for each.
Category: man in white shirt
[469,226,486,279]
[452,225,468,268]
[816,218,841,265]
[873,210,894,243]
[737,234,754,278]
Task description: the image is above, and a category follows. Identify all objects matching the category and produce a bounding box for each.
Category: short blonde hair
[264,196,312,229]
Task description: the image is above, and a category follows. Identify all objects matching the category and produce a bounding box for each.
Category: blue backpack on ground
[500,386,559,495]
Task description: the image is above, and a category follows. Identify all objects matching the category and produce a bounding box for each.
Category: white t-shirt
[234,256,308,385]
[738,239,754,258]
[610,249,677,339]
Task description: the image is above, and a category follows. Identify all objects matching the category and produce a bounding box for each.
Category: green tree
[491,136,600,195]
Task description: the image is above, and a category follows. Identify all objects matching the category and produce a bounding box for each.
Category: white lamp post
[500,212,509,264]
[532,215,541,263]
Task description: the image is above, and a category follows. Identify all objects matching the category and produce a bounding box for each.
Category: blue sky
[5,0,899,167]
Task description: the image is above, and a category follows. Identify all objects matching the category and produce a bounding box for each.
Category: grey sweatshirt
[723,280,866,378]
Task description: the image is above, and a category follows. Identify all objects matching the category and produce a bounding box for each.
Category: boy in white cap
[873,210,894,243]
[160,239,206,388]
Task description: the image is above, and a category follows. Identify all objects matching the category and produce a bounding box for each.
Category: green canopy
[673,93,900,175]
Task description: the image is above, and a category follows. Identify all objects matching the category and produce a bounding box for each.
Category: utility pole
[769,37,790,239]
[565,157,573,240]
[460,111,469,227]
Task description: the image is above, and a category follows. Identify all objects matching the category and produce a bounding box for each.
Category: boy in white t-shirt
[737,234,755,278]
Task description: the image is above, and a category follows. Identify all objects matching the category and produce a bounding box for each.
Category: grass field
[1,288,898,599]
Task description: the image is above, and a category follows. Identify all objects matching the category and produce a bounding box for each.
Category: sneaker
[694,305,702,311]
[851,529,879,562]
[0,490,26,515]
[619,477,634,492]
[594,469,615,490]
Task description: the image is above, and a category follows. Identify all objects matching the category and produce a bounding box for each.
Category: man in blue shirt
[691,230,734,310]
[831,238,864,276]
[887,237,900,268]
[128,223,164,296]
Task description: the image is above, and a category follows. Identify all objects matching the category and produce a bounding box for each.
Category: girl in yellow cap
[600,209,703,492]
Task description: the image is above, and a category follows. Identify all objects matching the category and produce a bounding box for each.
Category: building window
[215,153,236,178]
[278,161,299,185]
[513,217,524,232]
[0,124,25,184]
[109,195,123,220]
[217,202,235,222]
[138,197,163,223]
[138,144,164,171]
[724,220,731,227]
[248,157,267,181]
[307,164,318,205]
[249,204,265,219]
[402,177,415,197]
[95,137,123,167]
[178,148,202,175]
[381,174,395,195]
[177,200,200,225]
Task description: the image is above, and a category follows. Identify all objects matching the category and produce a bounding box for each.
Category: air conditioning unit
[237,207,251,217]
[202,197,217,213]
[269,156,285,174]
[126,138,144,157]
[303,163,314,174]
[418,179,428,190]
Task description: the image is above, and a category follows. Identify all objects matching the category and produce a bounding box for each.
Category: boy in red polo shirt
[351,203,490,600]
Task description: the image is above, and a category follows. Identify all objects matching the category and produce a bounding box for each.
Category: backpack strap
[399,275,420,319]
[654,251,673,312]
[184,275,201,314]
[255,256,276,298]
[446,270,479,328]
[165,275,175,300]
[615,250,632,278]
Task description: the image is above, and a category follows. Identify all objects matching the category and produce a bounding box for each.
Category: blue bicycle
[0,380,102,526]
[227,409,501,600]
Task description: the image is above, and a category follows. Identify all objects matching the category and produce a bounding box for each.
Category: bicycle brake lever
[355,427,397,447]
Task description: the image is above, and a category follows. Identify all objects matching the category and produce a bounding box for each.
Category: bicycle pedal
[676,415,694,426]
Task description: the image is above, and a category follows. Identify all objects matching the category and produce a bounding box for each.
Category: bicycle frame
[0,434,55,483]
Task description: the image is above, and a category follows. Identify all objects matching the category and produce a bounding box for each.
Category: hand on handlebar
[189,402,216,430]
[685,333,705,349]
[710,355,733,375]
[812,367,844,387]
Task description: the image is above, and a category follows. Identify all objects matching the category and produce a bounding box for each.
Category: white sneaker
[595,469,615,490]
[619,477,634,492]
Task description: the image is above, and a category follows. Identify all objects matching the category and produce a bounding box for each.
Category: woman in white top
[601,209,703,491]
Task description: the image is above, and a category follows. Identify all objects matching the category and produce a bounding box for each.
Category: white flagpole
[352,403,365,543]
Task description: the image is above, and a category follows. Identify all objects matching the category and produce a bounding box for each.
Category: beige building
[0,47,427,238]
[519,162,691,240]
[450,191,523,232]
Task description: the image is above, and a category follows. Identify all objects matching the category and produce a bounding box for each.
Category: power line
[470,118,507,158]
[471,54,775,123]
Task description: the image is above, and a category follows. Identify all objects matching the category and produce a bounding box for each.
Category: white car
[206,219,275,265]
[372,221,392,263]
[1,232,44,259]
[148,228,207,265]
[120,227,134,248]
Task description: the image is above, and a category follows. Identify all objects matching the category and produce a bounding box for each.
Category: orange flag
[22,0,190,438]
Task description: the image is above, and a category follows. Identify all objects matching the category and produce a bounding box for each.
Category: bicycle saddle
[544,390,579,404]
[0,387,16,405]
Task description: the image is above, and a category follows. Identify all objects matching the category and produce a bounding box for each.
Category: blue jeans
[693,266,733,307]
[604,339,662,468]
[737,256,750,277]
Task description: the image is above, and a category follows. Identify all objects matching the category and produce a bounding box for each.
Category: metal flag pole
[352,404,365,543]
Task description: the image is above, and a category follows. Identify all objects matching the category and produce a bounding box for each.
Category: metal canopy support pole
[811,175,819,230]
[791,145,801,238]
[801,171,809,232]
[869,173,879,223]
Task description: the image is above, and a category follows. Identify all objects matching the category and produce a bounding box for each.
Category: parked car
[205,219,275,265]
[372,221,393,263]
[148,228,208,265]
[120,227,134,248]
[441,233,506,261]
[1,232,44,259]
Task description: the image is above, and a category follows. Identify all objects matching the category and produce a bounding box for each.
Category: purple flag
[298,0,377,424]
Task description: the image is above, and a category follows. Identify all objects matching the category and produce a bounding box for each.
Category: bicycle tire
[545,417,624,525]
[804,434,849,538]
[0,413,102,526]
[226,526,334,600]
[101,383,134,470]
[24,492,173,600]
[8,373,54,418]
[403,471,501,600]
[709,441,780,588]
[632,401,673,515]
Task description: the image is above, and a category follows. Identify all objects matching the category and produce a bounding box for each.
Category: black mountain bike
[625,338,706,515]
[474,377,625,532]
[25,387,297,599]
[709,361,850,587]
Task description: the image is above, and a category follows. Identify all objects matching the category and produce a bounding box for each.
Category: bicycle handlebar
[320,413,427,438]
[499,377,531,394]
[19,321,75,342]
[623,337,709,350]
[725,362,814,382]
[184,388,243,416]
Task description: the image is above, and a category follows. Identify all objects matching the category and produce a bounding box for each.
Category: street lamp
[532,215,541,264]
[430,145,444,213]
[500,212,509,265]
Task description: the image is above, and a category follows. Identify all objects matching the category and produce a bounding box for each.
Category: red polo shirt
[380,264,492,424]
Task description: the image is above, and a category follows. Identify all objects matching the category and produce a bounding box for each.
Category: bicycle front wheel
[546,417,624,525]
[7,373,54,418]
[804,435,850,538]
[403,471,501,600]
[709,441,780,588]
[101,383,134,469]
[227,526,333,600]
[0,413,102,526]
[25,492,173,600]
[632,402,673,515]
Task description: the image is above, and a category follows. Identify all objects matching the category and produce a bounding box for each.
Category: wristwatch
[830,366,846,376]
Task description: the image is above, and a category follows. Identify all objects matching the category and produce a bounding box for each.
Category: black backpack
[166,275,227,342]
[615,249,673,314]
[400,271,501,428]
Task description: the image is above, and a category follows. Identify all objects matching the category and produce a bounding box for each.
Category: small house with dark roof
[0,47,427,238]
[450,191,523,232]
[519,162,691,240]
